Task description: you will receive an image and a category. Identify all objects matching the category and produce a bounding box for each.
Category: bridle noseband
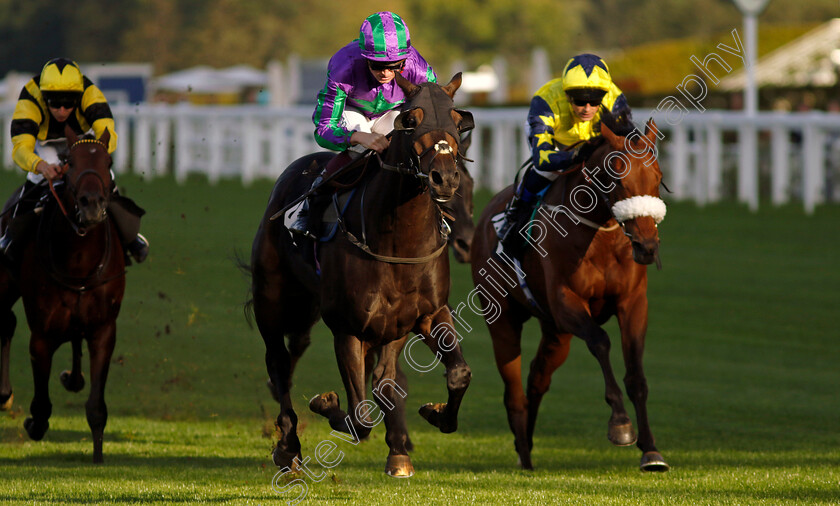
[52,138,112,236]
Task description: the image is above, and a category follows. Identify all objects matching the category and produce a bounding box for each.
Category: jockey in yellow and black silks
[2,58,149,264]
[498,53,630,253]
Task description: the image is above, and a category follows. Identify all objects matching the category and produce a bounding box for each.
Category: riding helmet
[358,11,411,61]
[562,53,612,102]
[39,58,84,106]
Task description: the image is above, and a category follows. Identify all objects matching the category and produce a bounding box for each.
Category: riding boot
[125,233,150,265]
[498,169,552,255]
[0,180,43,263]
[289,176,324,240]
[107,189,148,265]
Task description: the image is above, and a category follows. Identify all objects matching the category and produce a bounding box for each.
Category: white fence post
[738,124,759,211]
[771,126,789,205]
[802,122,824,214]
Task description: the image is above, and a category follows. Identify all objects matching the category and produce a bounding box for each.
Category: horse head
[390,72,474,204]
[588,113,666,267]
[63,125,113,230]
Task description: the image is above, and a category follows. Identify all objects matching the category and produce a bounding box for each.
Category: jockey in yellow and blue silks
[2,58,149,264]
[498,53,629,251]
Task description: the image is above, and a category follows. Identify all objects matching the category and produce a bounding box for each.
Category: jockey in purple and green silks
[291,11,436,239]
[312,11,436,154]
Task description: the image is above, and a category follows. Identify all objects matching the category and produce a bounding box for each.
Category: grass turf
[0,170,838,504]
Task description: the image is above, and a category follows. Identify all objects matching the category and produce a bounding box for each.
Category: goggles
[47,98,78,109]
[368,59,406,71]
[571,97,603,107]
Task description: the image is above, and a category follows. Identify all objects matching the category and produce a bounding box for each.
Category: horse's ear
[600,121,625,151]
[65,125,79,146]
[644,119,660,144]
[453,108,474,133]
[99,127,111,147]
[394,72,419,97]
[441,73,462,98]
[460,130,472,155]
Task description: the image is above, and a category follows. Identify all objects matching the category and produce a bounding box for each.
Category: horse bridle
[52,138,112,236]
[339,104,473,264]
[577,138,667,238]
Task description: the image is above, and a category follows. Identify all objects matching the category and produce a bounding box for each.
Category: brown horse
[248,73,473,477]
[470,112,670,471]
[0,126,125,463]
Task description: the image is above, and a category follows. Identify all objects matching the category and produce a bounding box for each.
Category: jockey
[290,11,437,239]
[2,57,149,264]
[498,53,629,253]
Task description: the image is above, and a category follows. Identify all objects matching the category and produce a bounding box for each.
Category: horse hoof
[309,392,339,417]
[516,454,534,471]
[60,370,85,392]
[418,402,456,433]
[273,446,302,470]
[385,454,415,478]
[23,417,49,441]
[640,451,670,472]
[266,380,281,403]
[608,422,637,446]
[0,391,12,411]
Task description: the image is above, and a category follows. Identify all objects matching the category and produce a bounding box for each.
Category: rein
[336,134,456,265]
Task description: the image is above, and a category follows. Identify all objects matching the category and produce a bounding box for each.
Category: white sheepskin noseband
[611,195,667,224]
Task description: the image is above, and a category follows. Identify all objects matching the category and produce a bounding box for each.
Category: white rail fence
[2,104,839,213]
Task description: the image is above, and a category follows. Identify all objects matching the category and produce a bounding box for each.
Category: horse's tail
[232,249,255,328]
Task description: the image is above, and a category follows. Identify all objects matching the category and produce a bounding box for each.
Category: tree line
[2,0,835,80]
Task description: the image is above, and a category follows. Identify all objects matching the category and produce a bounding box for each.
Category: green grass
[0,169,838,505]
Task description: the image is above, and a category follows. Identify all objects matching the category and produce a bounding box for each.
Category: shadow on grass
[0,452,264,469]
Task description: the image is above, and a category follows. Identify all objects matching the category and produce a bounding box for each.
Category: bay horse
[248,73,473,477]
[0,126,125,463]
[470,111,670,471]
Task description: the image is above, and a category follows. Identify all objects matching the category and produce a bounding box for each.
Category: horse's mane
[595,106,636,139]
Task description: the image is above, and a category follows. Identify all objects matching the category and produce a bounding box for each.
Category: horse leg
[415,307,472,434]
[0,272,18,410]
[308,333,372,440]
[24,334,57,441]
[0,305,17,411]
[555,291,636,447]
[483,307,533,468]
[60,338,86,393]
[252,241,318,468]
[371,336,413,478]
[525,324,573,462]
[617,295,669,471]
[85,324,116,463]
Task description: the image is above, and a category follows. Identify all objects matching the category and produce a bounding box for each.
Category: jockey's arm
[80,82,118,154]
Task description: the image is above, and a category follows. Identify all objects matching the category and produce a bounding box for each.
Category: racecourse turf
[0,169,837,505]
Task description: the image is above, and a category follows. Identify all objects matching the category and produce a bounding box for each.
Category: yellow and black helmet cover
[39,58,84,104]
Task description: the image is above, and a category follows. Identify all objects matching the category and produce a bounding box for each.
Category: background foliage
[2,0,837,77]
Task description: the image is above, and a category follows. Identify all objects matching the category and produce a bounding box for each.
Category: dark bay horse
[470,112,670,471]
[249,73,473,477]
[0,126,125,463]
